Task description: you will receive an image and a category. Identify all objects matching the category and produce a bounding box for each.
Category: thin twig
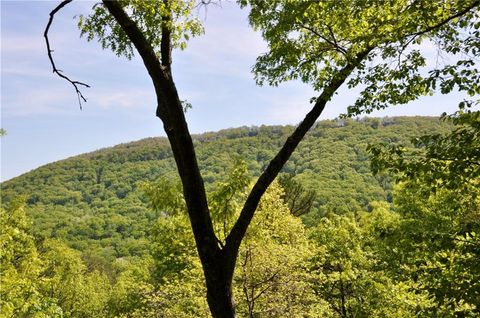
[326,24,344,53]
[398,0,480,57]
[297,22,348,56]
[44,0,90,110]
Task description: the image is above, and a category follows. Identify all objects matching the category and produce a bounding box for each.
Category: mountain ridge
[1,116,452,261]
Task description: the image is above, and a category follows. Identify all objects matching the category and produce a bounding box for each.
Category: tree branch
[398,0,480,56]
[101,0,219,266]
[408,0,480,38]
[326,24,345,54]
[44,0,90,110]
[161,0,173,68]
[225,47,373,258]
[297,22,348,56]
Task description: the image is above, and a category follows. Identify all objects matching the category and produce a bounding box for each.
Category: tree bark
[101,2,239,317]
[47,0,480,316]
[204,252,237,318]
[101,2,370,317]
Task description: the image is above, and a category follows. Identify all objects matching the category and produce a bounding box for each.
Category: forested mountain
[5,0,475,315]
[3,115,479,317]
[2,117,451,262]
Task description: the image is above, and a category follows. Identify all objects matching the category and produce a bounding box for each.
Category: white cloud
[1,88,75,117]
[89,88,155,110]
[174,3,266,81]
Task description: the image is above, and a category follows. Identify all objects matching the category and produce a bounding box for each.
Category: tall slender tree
[46,1,479,316]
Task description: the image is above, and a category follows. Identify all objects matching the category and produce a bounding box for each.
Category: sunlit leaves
[78,0,204,59]
[234,182,315,317]
[0,201,112,317]
[367,110,480,316]
[308,210,433,317]
[368,111,480,193]
[209,160,250,241]
[0,198,47,317]
[142,173,316,317]
[243,0,479,116]
[139,177,185,216]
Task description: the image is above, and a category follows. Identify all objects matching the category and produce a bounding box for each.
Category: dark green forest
[2,115,479,317]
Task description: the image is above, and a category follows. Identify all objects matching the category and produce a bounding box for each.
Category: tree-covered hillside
[23,0,478,315]
[3,114,479,317]
[1,117,451,262]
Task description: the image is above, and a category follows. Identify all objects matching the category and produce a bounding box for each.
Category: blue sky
[1,1,466,181]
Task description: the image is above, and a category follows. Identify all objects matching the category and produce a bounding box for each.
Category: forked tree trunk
[99,2,371,317]
[47,1,480,317]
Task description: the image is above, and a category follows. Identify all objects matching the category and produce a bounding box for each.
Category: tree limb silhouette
[44,0,90,109]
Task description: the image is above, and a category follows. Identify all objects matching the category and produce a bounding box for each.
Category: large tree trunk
[48,1,480,317]
[101,2,370,317]
[202,248,237,317]
[205,266,236,318]
[100,2,236,316]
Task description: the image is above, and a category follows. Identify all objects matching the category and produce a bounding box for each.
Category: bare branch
[195,0,222,10]
[44,0,90,110]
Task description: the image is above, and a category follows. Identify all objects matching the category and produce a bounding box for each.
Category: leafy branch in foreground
[368,110,480,316]
[368,110,480,192]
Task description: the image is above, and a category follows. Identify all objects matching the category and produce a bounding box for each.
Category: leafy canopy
[242,0,479,115]
[78,0,203,58]
[40,0,480,316]
[369,110,480,193]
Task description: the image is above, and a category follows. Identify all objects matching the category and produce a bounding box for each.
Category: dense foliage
[245,0,480,117]
[4,115,479,317]
[39,0,479,315]
[2,117,451,262]
[40,0,480,318]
